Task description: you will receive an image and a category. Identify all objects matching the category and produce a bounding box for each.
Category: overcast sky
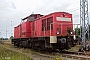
[0,0,90,38]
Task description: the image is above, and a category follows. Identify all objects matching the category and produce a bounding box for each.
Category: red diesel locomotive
[12,12,74,51]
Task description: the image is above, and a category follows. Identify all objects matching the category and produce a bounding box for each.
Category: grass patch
[68,45,81,52]
[0,46,32,60]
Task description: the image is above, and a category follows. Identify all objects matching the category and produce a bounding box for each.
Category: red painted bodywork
[52,12,73,36]
[14,12,73,38]
[20,20,31,38]
[14,24,21,38]
[32,12,73,37]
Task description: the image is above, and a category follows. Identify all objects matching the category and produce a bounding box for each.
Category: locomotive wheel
[14,42,16,46]
[29,43,32,48]
[14,42,19,47]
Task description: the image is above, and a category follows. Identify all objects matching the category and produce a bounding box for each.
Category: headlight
[57,31,59,34]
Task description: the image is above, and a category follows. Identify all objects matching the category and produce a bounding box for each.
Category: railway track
[62,51,90,60]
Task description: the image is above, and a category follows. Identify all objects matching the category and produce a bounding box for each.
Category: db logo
[61,14,67,17]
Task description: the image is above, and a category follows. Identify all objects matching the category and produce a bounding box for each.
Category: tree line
[0,36,13,40]
[74,25,90,39]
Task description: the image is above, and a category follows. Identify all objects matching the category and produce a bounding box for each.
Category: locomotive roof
[33,12,72,20]
[40,12,71,18]
[22,14,43,20]
[48,12,71,15]
[22,12,71,20]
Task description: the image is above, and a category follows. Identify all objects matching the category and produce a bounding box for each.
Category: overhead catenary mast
[6,26,7,38]
[80,0,89,49]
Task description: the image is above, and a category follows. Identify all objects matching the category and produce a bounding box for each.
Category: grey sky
[0,0,90,38]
